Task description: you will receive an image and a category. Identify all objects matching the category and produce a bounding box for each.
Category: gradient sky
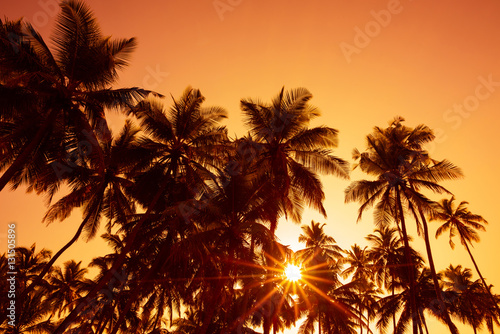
[2,1,500,332]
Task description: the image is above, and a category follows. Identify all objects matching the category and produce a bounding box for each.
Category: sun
[284,264,302,282]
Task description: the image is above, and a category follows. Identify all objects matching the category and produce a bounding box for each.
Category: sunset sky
[1,0,500,332]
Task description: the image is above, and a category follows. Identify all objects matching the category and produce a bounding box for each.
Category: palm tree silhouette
[47,260,92,317]
[342,244,373,283]
[366,226,406,331]
[433,196,500,317]
[295,221,359,334]
[345,117,462,334]
[0,0,155,192]
[18,120,139,306]
[240,87,349,234]
[0,245,55,333]
[377,266,437,334]
[441,264,499,334]
[55,88,228,333]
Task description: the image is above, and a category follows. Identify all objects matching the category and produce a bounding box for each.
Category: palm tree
[47,260,93,317]
[296,220,340,334]
[345,117,462,334]
[297,280,360,334]
[354,280,380,334]
[341,244,380,334]
[342,244,373,283]
[240,87,349,234]
[377,267,436,334]
[296,220,344,266]
[55,88,228,333]
[18,120,139,306]
[433,196,500,317]
[441,265,499,334]
[295,221,356,334]
[366,227,404,290]
[366,226,406,331]
[0,0,155,192]
[0,246,55,333]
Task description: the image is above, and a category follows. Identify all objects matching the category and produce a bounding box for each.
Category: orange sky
[2,1,500,333]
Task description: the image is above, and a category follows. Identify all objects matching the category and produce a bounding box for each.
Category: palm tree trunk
[359,306,362,334]
[53,164,176,334]
[421,308,429,334]
[263,318,270,334]
[318,307,321,334]
[366,307,371,334]
[93,310,107,334]
[14,213,92,316]
[418,209,458,334]
[392,273,396,332]
[396,188,418,334]
[198,264,232,334]
[463,240,500,316]
[0,109,58,192]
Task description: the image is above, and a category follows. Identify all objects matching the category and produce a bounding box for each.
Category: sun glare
[284,264,302,282]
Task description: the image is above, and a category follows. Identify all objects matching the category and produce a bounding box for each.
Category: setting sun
[284,264,302,282]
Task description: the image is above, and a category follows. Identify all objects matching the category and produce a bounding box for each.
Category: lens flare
[284,264,302,282]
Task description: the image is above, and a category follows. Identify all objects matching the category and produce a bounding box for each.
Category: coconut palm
[341,245,380,334]
[240,87,349,234]
[297,279,360,334]
[354,280,380,334]
[17,120,139,308]
[0,246,55,333]
[377,267,436,334]
[0,0,155,192]
[345,117,463,334]
[342,244,373,283]
[55,88,228,333]
[366,226,406,331]
[433,196,500,317]
[295,222,359,334]
[47,260,93,317]
[295,220,343,334]
[441,264,499,334]
[296,220,344,267]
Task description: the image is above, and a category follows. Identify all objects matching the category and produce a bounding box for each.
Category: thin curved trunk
[417,209,458,334]
[16,178,108,309]
[318,307,321,334]
[94,310,107,334]
[17,213,92,310]
[0,109,58,192]
[54,163,176,334]
[358,305,362,334]
[367,309,371,334]
[463,240,500,316]
[396,187,418,334]
[263,315,271,334]
[420,307,430,334]
[392,272,396,332]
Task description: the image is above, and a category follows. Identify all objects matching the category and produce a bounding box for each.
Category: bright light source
[284,264,302,282]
